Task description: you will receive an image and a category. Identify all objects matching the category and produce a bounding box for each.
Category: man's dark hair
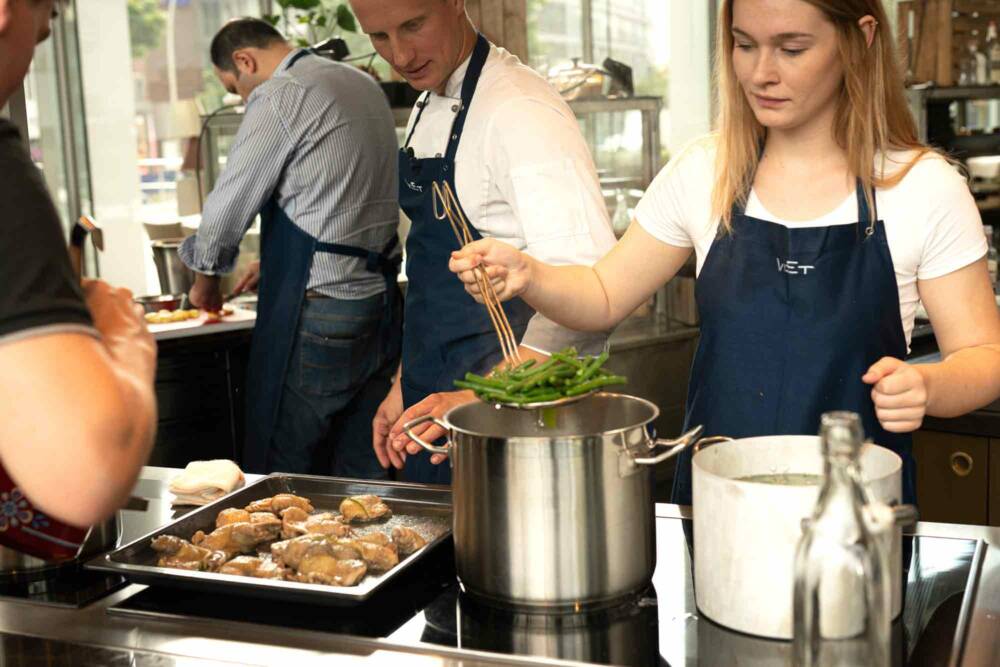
[210,18,285,73]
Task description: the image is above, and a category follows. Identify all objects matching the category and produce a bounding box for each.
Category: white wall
[667,0,713,155]
[76,0,150,294]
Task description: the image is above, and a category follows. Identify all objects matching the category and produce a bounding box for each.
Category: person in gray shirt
[181,18,402,479]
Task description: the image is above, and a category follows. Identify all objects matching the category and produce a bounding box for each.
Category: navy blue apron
[397,34,534,484]
[671,181,916,506]
[244,49,402,473]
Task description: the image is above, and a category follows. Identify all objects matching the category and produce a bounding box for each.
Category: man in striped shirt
[181,18,402,479]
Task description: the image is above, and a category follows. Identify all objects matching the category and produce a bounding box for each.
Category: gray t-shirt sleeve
[0,119,95,345]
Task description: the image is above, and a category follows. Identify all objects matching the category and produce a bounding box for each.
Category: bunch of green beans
[454,347,627,405]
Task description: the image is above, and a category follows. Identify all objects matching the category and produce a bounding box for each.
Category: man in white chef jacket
[349,0,617,483]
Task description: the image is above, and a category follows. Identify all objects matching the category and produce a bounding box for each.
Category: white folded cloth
[169,459,245,506]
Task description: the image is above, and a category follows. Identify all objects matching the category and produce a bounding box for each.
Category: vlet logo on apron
[776,258,816,275]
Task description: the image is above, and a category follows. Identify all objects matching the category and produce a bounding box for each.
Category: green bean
[565,375,628,396]
[454,347,626,404]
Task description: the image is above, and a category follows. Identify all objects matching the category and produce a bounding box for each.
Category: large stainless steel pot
[692,435,913,640]
[0,513,121,582]
[151,239,194,295]
[404,393,702,610]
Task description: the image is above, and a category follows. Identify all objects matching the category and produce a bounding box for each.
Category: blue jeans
[267,287,402,479]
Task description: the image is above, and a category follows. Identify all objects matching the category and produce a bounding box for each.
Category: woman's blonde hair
[713,0,930,229]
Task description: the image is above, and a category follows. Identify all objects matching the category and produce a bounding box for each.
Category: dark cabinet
[151,331,251,468]
[912,430,990,525]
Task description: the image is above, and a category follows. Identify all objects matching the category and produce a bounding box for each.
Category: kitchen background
[7,1,1000,529]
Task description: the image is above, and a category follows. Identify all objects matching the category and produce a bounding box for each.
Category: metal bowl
[134,294,184,313]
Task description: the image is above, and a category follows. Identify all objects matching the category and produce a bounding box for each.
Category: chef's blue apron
[671,181,916,506]
[244,49,402,473]
[397,34,534,484]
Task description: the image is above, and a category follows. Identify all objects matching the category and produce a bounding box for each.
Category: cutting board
[147,306,256,341]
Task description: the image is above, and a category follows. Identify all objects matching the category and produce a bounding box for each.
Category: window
[68,0,264,292]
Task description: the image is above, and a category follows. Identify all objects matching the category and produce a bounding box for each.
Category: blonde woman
[449,0,1000,505]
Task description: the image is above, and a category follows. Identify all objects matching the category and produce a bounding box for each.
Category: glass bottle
[988,21,1000,84]
[792,412,890,667]
[611,188,631,236]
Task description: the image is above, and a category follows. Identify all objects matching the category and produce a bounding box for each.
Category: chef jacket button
[435,153,442,158]
[451,104,459,113]
[452,134,458,140]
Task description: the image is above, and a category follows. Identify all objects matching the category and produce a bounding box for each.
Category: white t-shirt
[405,43,616,354]
[635,135,988,348]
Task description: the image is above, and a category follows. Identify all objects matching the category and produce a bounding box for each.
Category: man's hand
[233,260,261,295]
[189,273,223,311]
[82,280,156,384]
[863,357,930,433]
[373,378,406,469]
[388,390,477,465]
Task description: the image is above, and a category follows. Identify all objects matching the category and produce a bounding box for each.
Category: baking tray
[86,474,452,606]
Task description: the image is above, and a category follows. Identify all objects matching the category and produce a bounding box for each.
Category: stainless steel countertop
[1,467,997,666]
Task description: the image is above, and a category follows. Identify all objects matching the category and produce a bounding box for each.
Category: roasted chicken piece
[295,557,367,587]
[352,538,399,572]
[391,526,428,556]
[192,520,281,557]
[151,535,222,571]
[339,495,391,523]
[245,493,314,515]
[272,534,361,569]
[280,506,310,539]
[216,508,250,527]
[251,511,282,525]
[217,554,287,580]
[280,507,353,540]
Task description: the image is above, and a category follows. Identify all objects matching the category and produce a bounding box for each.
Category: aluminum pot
[404,393,702,610]
[0,512,121,582]
[692,435,913,640]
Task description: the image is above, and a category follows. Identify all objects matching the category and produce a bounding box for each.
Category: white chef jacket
[404,43,616,354]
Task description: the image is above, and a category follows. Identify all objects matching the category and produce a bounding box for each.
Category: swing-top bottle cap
[819,411,864,458]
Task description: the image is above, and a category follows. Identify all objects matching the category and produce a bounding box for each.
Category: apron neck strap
[285,48,312,71]
[444,33,491,163]
[854,179,878,237]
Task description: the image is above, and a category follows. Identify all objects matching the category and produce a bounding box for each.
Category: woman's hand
[388,390,477,465]
[449,239,533,303]
[863,357,930,433]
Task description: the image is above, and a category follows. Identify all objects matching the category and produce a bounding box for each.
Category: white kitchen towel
[169,459,245,506]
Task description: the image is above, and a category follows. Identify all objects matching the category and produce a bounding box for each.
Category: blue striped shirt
[180,49,400,299]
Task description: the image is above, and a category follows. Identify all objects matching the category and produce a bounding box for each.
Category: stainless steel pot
[151,239,194,295]
[0,512,121,582]
[404,393,702,610]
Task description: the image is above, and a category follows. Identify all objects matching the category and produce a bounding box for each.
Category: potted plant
[264,0,357,48]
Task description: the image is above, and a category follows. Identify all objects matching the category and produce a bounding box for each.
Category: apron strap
[854,179,879,238]
[444,34,491,165]
[403,92,432,149]
[315,236,401,277]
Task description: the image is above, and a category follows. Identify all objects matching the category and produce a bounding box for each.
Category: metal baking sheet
[87,474,452,605]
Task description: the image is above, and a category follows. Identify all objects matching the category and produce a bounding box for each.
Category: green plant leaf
[262,14,281,26]
[285,0,322,9]
[336,3,357,33]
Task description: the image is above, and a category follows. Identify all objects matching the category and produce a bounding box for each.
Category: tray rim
[86,473,453,604]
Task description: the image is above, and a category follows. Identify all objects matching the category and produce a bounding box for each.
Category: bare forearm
[523,258,617,332]
[921,344,1000,418]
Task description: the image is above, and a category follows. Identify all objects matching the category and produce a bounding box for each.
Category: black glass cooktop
[107,517,978,666]
[0,568,126,609]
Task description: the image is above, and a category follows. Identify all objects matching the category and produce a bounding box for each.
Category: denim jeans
[267,286,402,479]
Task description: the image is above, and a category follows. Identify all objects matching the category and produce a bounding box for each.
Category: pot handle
[402,415,452,455]
[633,424,705,465]
[692,435,735,455]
